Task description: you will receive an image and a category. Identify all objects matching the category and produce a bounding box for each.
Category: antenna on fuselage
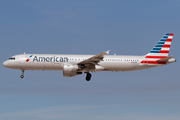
[24,52,25,54]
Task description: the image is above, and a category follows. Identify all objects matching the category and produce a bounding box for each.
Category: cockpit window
[8,57,15,60]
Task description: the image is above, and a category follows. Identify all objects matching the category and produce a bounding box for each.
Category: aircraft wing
[157,56,174,62]
[78,50,110,70]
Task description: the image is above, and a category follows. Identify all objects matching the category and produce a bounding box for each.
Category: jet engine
[63,64,82,77]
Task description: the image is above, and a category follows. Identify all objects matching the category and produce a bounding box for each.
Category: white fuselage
[3,54,163,72]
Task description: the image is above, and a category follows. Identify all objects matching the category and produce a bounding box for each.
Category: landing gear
[20,70,24,78]
[20,75,24,78]
[86,73,92,81]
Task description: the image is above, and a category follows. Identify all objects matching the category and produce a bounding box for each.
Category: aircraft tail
[141,33,174,64]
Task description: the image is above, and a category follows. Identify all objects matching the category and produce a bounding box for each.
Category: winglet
[106,50,110,54]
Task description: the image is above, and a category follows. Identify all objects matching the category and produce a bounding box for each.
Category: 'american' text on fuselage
[33,56,69,62]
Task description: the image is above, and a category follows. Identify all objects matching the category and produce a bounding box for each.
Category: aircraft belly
[18,62,63,70]
[100,62,139,71]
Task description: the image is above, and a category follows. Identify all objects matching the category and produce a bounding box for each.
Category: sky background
[0,0,180,120]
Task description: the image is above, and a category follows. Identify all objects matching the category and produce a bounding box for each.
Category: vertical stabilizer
[141,33,174,64]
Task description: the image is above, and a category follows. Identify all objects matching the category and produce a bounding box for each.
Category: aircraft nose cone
[3,61,8,67]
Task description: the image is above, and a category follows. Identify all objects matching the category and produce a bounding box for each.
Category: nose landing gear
[20,70,24,78]
[86,72,92,81]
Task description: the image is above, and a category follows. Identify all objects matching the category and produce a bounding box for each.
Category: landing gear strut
[20,70,24,78]
[86,72,92,81]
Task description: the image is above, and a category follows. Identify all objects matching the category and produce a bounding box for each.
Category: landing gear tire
[20,70,24,79]
[20,75,24,78]
[86,73,92,81]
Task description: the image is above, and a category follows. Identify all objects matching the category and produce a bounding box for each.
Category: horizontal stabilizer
[157,56,174,62]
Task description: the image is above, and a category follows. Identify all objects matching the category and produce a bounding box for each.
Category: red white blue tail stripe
[141,33,173,64]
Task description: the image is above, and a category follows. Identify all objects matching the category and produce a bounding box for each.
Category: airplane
[3,33,176,81]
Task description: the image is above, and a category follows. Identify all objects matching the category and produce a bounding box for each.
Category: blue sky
[0,0,180,120]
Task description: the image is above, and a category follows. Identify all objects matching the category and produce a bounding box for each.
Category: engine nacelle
[63,64,80,77]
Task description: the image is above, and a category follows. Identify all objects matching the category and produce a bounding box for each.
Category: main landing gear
[20,70,24,78]
[86,72,92,81]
